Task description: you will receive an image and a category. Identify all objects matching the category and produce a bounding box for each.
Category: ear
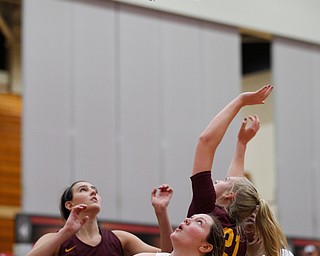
[65,201,73,210]
[199,243,213,254]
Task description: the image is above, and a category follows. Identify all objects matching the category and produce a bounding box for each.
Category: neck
[75,218,102,247]
[76,217,100,237]
[171,248,201,256]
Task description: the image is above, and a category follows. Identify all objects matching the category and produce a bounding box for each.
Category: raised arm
[192,85,272,176]
[112,230,160,255]
[26,204,89,256]
[226,114,260,177]
[151,184,174,253]
[113,185,173,255]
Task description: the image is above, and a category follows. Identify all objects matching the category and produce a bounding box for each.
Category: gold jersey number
[223,227,240,256]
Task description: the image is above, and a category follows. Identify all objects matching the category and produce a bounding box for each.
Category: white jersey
[281,249,294,256]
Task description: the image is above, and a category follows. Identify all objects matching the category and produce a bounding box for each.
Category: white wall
[114,0,320,45]
[22,0,240,226]
[242,71,276,213]
[273,37,320,238]
[22,0,320,240]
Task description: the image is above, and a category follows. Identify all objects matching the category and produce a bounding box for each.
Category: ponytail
[255,198,288,256]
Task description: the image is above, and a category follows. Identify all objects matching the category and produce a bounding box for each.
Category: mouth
[91,197,98,203]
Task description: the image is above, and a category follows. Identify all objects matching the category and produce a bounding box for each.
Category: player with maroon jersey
[187,85,273,256]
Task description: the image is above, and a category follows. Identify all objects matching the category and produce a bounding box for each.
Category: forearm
[26,228,73,256]
[193,85,271,176]
[198,85,270,148]
[200,97,243,145]
[193,97,244,175]
[154,207,173,252]
[226,140,246,177]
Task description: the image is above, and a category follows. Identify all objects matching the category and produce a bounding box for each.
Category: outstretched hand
[64,204,89,234]
[239,84,273,106]
[151,184,173,211]
[238,114,260,144]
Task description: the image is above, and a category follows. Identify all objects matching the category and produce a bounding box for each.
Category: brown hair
[205,214,225,256]
[59,181,86,220]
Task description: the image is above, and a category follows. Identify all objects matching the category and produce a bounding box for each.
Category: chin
[170,231,182,242]
[88,204,101,212]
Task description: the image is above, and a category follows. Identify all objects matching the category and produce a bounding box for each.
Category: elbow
[198,134,218,148]
[198,134,210,144]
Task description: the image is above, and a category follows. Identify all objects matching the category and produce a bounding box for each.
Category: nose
[90,189,97,196]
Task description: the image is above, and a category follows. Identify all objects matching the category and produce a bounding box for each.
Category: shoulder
[34,232,58,245]
[111,230,139,244]
[29,232,60,256]
[112,229,133,238]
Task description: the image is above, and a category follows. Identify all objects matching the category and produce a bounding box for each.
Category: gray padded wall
[273,37,320,238]
[22,0,240,225]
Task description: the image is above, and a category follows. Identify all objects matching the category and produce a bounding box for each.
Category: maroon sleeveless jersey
[58,228,123,256]
[188,171,247,256]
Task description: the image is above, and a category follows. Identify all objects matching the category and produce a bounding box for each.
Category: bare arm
[151,184,174,252]
[26,204,89,256]
[114,185,174,256]
[113,230,160,256]
[226,114,260,177]
[192,85,272,176]
[25,231,71,256]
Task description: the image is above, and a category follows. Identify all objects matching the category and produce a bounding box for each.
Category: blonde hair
[226,177,259,226]
[223,177,288,255]
[255,198,288,256]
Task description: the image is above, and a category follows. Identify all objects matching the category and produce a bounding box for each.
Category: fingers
[251,114,260,123]
[152,184,173,208]
[151,184,173,198]
[72,204,87,214]
[258,84,273,103]
[151,188,157,197]
[240,84,273,106]
[67,204,89,227]
[257,84,273,94]
[80,215,90,226]
[238,114,260,144]
[248,114,260,131]
[158,184,173,193]
[265,84,273,94]
[240,115,260,130]
[240,117,248,130]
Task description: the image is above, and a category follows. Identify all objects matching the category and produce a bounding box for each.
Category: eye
[79,187,87,192]
[197,220,203,225]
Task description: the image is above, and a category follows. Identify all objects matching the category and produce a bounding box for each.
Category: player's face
[71,182,101,210]
[171,214,213,247]
[214,176,241,206]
